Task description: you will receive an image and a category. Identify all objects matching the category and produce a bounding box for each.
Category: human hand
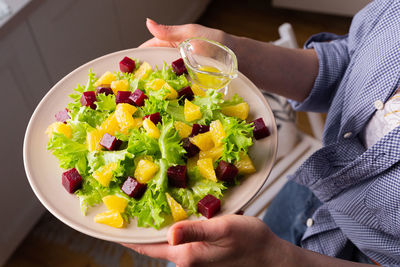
[122,214,282,267]
[140,18,233,49]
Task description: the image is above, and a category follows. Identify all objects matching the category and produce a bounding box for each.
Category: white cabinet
[0,21,47,266]
[27,0,123,83]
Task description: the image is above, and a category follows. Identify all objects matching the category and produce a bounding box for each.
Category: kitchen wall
[0,0,210,265]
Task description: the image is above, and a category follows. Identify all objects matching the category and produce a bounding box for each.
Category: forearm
[225,34,318,102]
[276,239,372,267]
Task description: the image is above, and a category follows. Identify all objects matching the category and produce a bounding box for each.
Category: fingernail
[170,228,183,246]
[146,18,157,25]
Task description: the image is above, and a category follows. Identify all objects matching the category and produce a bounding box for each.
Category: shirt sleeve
[288,33,350,113]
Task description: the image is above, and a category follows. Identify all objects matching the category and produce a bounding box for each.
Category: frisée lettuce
[46,58,258,230]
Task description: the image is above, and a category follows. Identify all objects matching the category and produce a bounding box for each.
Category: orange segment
[197,157,217,182]
[134,159,159,183]
[143,118,160,139]
[210,120,226,147]
[86,129,103,151]
[184,99,202,122]
[221,102,249,120]
[94,210,124,228]
[234,153,256,175]
[46,122,72,139]
[199,145,224,163]
[166,192,188,222]
[94,71,116,87]
[102,195,128,213]
[111,79,129,95]
[190,132,214,151]
[174,121,192,139]
[93,162,118,187]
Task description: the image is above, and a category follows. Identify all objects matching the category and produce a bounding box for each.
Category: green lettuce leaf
[148,63,190,90]
[127,128,161,158]
[158,117,186,165]
[220,93,244,107]
[218,114,254,163]
[170,167,226,214]
[126,159,170,229]
[192,89,224,124]
[75,176,109,215]
[95,93,116,113]
[47,133,88,174]
[87,149,133,173]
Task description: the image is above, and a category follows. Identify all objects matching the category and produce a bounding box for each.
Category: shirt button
[343,132,352,138]
[306,218,314,227]
[374,100,384,110]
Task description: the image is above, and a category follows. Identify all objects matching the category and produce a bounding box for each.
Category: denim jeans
[263,180,322,245]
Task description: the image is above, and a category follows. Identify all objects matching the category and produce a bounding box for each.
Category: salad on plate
[45,56,270,230]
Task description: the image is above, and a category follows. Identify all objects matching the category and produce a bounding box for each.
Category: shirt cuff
[288,33,350,113]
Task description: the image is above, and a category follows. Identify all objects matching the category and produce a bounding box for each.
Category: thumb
[146,18,193,42]
[168,218,228,245]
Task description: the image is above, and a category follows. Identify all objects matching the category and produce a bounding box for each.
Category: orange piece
[197,157,217,182]
[166,193,188,222]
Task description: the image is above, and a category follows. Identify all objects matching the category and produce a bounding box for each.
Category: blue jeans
[263,180,373,264]
[263,180,322,245]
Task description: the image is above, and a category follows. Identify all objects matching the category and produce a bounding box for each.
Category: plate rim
[23,47,277,243]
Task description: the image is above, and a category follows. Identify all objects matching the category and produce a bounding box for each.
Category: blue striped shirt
[288,0,400,265]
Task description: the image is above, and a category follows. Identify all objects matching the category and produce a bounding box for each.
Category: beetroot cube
[80,91,97,109]
[62,168,82,193]
[116,91,133,104]
[167,165,187,188]
[190,124,210,137]
[129,89,148,107]
[198,194,221,219]
[171,58,188,76]
[143,112,162,125]
[216,160,238,183]
[55,108,70,124]
[252,118,270,140]
[119,56,136,73]
[99,133,122,150]
[121,176,147,199]
[178,86,194,101]
[96,86,113,96]
[182,138,200,157]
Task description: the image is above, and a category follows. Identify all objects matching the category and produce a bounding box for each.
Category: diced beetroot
[121,176,147,199]
[198,194,221,219]
[216,160,238,183]
[99,133,122,151]
[119,56,136,73]
[55,108,70,124]
[252,118,270,140]
[167,165,187,188]
[178,86,194,101]
[129,89,148,107]
[80,91,97,109]
[143,112,162,125]
[190,124,210,137]
[182,138,200,158]
[62,168,82,194]
[171,58,188,76]
[116,91,133,104]
[96,86,113,96]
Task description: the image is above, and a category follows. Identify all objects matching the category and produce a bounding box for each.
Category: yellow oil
[193,65,231,90]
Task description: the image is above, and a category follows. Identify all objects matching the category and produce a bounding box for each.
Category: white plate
[23,47,277,244]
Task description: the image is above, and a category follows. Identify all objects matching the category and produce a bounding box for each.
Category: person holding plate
[123,1,400,266]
